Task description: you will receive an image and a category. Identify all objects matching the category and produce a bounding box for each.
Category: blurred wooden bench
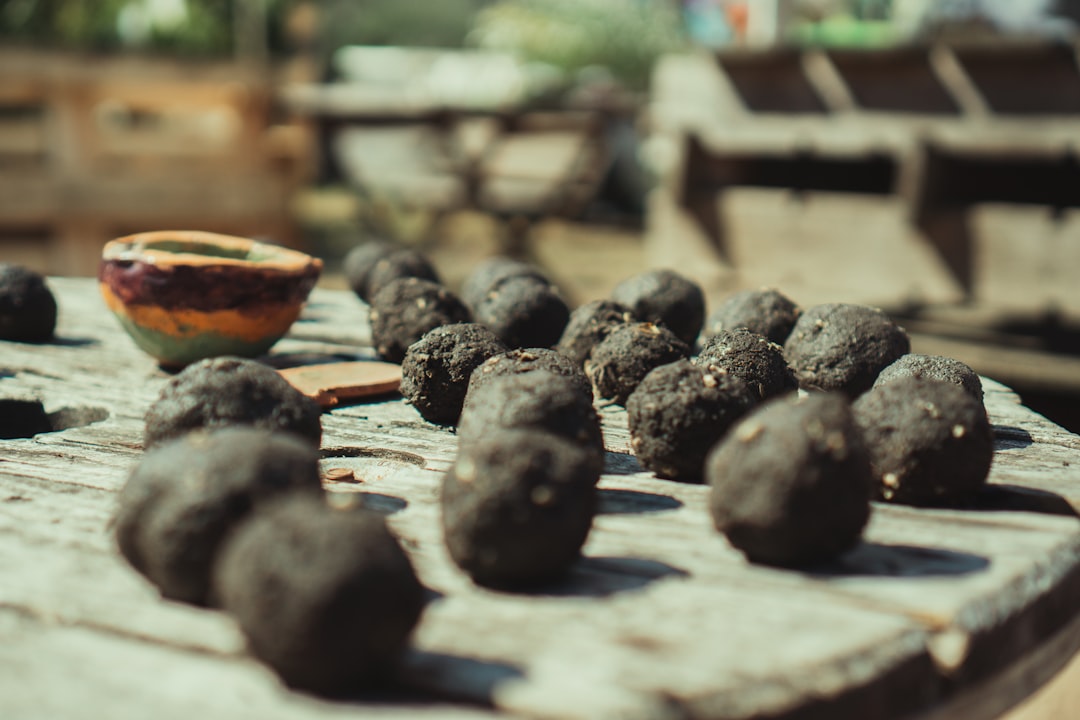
[0,48,310,276]
[280,47,615,253]
[647,40,1080,322]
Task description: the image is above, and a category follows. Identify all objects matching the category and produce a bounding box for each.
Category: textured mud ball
[364,248,440,303]
[705,288,801,345]
[874,354,983,402]
[114,428,323,605]
[0,398,51,439]
[459,371,604,463]
[442,429,599,589]
[461,256,549,311]
[556,299,636,367]
[610,269,705,346]
[144,356,322,449]
[342,241,393,301]
[586,322,691,405]
[627,360,757,483]
[783,303,910,398]
[696,328,798,401]
[214,494,426,696]
[473,276,570,349]
[853,377,993,507]
[466,347,593,402]
[706,392,873,567]
[0,264,57,342]
[400,323,508,425]
[368,277,471,364]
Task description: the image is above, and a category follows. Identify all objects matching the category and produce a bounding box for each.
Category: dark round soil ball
[610,269,705,346]
[586,322,690,405]
[459,371,604,462]
[466,347,593,402]
[400,323,508,425]
[853,377,993,507]
[0,264,57,342]
[783,303,910,398]
[556,299,636,367]
[368,277,471,364]
[695,328,798,401]
[874,354,983,402]
[0,397,51,439]
[707,392,873,567]
[473,276,570,349]
[342,241,394,301]
[442,429,599,589]
[144,356,322,449]
[365,248,440,303]
[461,256,549,311]
[214,494,426,695]
[114,428,323,605]
[705,288,801,345]
[628,360,757,483]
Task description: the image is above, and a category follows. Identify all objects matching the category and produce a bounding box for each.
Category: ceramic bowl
[99,230,322,367]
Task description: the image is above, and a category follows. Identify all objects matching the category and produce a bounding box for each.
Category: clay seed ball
[364,247,440,303]
[368,277,471,364]
[707,392,873,567]
[556,299,636,367]
[459,370,604,463]
[214,494,426,696]
[466,347,593,402]
[114,428,323,605]
[342,240,394,301]
[0,264,57,342]
[783,303,910,398]
[610,269,705,346]
[695,328,798,401]
[473,275,570,349]
[442,429,599,589]
[874,353,983,402]
[853,377,993,507]
[586,322,690,405]
[144,356,322,449]
[400,323,508,425]
[705,288,801,345]
[627,360,757,483]
[461,256,550,312]
[0,397,52,439]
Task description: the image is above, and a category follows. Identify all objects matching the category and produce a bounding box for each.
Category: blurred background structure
[1,0,1079,433]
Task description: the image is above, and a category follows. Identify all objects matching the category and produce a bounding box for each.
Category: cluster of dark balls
[44,240,1004,697]
[693,291,994,567]
[384,257,995,575]
[346,247,575,368]
[117,356,427,696]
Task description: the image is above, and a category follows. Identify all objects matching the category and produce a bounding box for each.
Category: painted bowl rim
[101,230,322,275]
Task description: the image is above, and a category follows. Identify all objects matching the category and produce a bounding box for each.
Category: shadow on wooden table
[969,484,1079,518]
[532,556,690,599]
[810,543,990,578]
[399,650,526,708]
[597,487,683,515]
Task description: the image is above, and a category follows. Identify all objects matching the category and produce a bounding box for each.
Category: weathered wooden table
[3,278,1080,720]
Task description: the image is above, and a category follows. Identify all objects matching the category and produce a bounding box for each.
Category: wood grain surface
[1,278,1079,720]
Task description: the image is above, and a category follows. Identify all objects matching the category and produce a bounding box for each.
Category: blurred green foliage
[0,0,288,55]
[315,0,483,56]
[469,0,686,90]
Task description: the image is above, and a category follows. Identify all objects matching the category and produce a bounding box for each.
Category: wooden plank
[969,205,1080,320]
[0,609,497,720]
[1,278,1079,719]
[716,188,965,308]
